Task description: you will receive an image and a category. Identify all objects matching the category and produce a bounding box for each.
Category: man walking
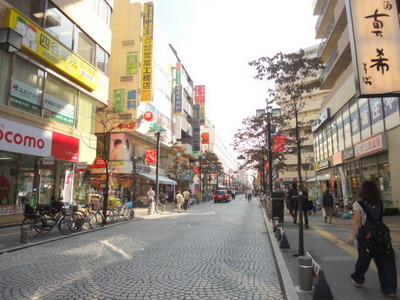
[182,189,190,210]
[322,189,334,224]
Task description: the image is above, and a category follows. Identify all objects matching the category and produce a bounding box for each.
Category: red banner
[145,149,156,163]
[272,135,286,152]
[192,166,199,174]
[201,132,209,144]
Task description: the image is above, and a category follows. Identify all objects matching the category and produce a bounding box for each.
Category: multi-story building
[312,0,400,207]
[103,0,200,204]
[275,45,328,192]
[0,0,112,224]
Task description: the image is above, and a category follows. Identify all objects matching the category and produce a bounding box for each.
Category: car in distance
[213,190,231,203]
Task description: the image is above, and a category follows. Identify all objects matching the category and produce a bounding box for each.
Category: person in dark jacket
[322,189,334,224]
[288,183,299,224]
[346,181,397,297]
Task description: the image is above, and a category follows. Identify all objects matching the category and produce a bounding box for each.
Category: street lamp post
[266,107,273,195]
[150,125,166,214]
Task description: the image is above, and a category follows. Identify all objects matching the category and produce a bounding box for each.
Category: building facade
[0,0,112,224]
[312,0,400,207]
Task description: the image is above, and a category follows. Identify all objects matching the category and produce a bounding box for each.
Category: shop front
[0,116,80,225]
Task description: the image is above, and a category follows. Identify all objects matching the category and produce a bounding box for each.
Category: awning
[306,176,330,183]
[137,172,177,185]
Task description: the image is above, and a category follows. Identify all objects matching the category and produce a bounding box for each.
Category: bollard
[279,232,290,249]
[298,256,313,291]
[313,269,333,300]
[20,225,29,244]
[276,223,283,240]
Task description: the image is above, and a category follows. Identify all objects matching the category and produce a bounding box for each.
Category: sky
[153,0,320,150]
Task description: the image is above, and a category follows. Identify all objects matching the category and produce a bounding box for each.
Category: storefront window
[0,152,36,206]
[378,153,391,204]
[43,74,77,126]
[77,92,96,133]
[38,168,55,205]
[10,56,44,116]
[0,51,11,105]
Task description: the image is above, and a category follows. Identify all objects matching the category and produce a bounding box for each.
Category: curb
[260,203,299,300]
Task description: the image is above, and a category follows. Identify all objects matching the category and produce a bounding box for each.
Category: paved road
[0,195,284,300]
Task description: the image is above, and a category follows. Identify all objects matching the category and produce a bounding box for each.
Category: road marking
[0,232,19,238]
[310,222,400,286]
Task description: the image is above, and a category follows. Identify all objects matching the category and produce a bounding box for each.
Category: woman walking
[322,189,334,224]
[346,181,397,297]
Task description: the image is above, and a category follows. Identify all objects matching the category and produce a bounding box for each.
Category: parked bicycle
[21,200,82,236]
[73,204,105,230]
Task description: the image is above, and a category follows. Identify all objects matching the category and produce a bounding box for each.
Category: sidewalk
[0,203,178,254]
[265,205,400,299]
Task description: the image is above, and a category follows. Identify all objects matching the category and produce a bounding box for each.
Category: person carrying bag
[346,181,397,297]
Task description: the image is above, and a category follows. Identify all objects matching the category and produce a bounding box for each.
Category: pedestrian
[322,189,334,224]
[288,183,299,224]
[175,191,184,213]
[346,181,397,297]
[147,186,156,213]
[182,188,190,210]
[299,185,310,228]
[231,189,236,200]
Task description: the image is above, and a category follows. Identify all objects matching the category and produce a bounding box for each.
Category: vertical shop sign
[140,2,154,102]
[175,63,181,85]
[174,85,182,115]
[346,0,400,97]
[195,85,205,125]
[192,105,201,153]
[126,51,138,75]
[113,89,125,113]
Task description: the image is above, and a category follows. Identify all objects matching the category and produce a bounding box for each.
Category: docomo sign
[0,117,78,161]
[0,129,45,149]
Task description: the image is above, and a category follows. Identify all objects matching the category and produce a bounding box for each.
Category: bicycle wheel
[74,210,90,230]
[21,216,41,237]
[33,214,54,235]
[122,205,134,220]
[71,212,84,232]
[88,211,103,229]
[58,215,74,235]
[106,209,115,223]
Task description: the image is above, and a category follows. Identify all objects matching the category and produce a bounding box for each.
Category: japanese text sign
[8,9,97,91]
[140,2,154,102]
[346,0,400,97]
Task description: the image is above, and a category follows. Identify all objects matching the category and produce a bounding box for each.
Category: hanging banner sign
[346,0,400,97]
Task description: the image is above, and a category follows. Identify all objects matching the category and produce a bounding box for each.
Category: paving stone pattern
[0,196,284,300]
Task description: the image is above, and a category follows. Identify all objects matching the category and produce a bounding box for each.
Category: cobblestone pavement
[0,195,284,300]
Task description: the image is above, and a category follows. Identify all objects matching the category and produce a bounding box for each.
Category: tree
[249,49,324,188]
[92,107,125,223]
[200,151,224,191]
[165,143,195,187]
[233,113,286,192]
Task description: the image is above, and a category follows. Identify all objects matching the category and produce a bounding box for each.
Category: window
[75,29,96,65]
[10,56,44,116]
[98,0,111,26]
[43,74,77,126]
[96,45,108,73]
[77,92,96,133]
[44,2,74,49]
[6,0,46,27]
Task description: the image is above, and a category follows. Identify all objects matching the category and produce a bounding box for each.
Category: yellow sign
[8,9,97,91]
[140,2,154,102]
